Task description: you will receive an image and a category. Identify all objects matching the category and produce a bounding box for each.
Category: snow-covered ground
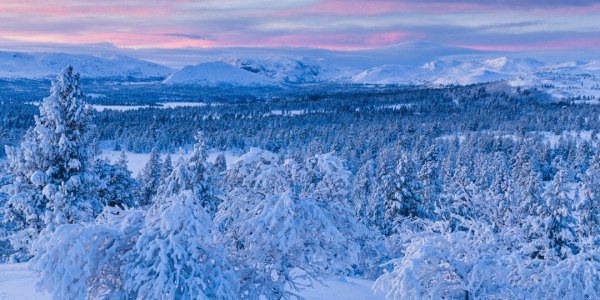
[0,264,384,300]
[0,263,49,300]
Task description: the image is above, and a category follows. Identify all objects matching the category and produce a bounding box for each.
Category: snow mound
[0,52,173,79]
[162,62,276,86]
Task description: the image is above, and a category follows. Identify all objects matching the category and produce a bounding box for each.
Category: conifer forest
[1,64,600,299]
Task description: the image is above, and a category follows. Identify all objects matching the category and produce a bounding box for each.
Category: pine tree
[216,151,360,299]
[160,152,173,185]
[213,152,227,174]
[488,152,517,228]
[577,148,600,243]
[574,140,592,179]
[542,157,578,258]
[353,159,376,226]
[139,147,162,206]
[29,208,145,300]
[1,66,101,259]
[93,152,139,209]
[441,148,477,224]
[157,132,220,216]
[418,145,442,218]
[515,147,544,218]
[383,153,425,235]
[123,190,238,300]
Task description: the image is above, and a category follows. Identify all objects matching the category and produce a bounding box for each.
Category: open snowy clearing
[0,263,384,300]
[92,102,208,112]
[99,148,240,176]
[27,102,210,112]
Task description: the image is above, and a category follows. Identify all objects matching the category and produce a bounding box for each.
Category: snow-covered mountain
[0,52,173,79]
[162,62,275,86]
[352,57,546,85]
[3,49,599,100]
[220,56,356,84]
[509,59,600,100]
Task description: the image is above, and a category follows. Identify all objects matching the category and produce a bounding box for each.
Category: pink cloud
[247,31,414,50]
[273,1,491,17]
[453,38,600,51]
[530,3,600,14]
[0,31,218,49]
[0,3,171,17]
[273,0,600,17]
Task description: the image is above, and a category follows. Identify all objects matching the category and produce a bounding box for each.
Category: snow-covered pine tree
[542,156,578,258]
[1,65,101,259]
[216,151,358,299]
[210,152,228,198]
[0,163,13,261]
[122,190,238,300]
[93,152,139,209]
[213,152,227,174]
[574,140,592,179]
[30,207,145,300]
[418,145,442,218]
[353,159,377,227]
[488,152,517,228]
[160,152,173,185]
[440,149,477,225]
[369,147,398,234]
[374,220,517,300]
[383,152,426,235]
[139,147,162,206]
[515,146,544,218]
[576,147,600,243]
[156,132,220,216]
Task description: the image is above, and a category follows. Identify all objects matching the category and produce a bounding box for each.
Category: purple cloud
[0,0,598,53]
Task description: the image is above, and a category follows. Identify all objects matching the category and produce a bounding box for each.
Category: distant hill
[0,51,173,79]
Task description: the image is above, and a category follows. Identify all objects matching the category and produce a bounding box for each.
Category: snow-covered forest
[1,64,600,299]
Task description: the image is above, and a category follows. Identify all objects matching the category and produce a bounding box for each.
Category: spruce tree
[123,190,237,300]
[213,153,227,174]
[353,159,376,226]
[1,66,101,259]
[156,132,220,216]
[577,148,600,242]
[542,157,578,258]
[139,147,162,206]
[160,152,173,185]
[383,153,425,235]
[418,145,442,217]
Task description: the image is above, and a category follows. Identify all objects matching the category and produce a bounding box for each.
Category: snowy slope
[0,52,173,79]
[221,56,357,84]
[162,62,275,86]
[352,56,546,85]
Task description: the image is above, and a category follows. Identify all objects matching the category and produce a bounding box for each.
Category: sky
[0,0,598,54]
